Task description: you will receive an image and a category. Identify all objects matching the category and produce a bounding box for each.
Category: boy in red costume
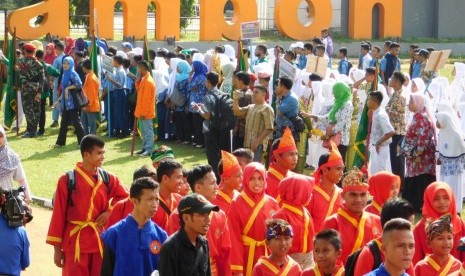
[212,150,243,214]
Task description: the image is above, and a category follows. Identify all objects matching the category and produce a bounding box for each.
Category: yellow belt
[242,235,268,276]
[69,220,103,262]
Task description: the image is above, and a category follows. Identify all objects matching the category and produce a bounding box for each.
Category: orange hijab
[422,182,462,234]
[242,162,267,202]
[278,174,315,206]
[368,171,400,205]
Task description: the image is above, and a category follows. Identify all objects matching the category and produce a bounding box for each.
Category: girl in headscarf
[400,93,436,213]
[64,37,75,55]
[53,56,85,147]
[44,43,57,65]
[312,82,353,162]
[188,60,208,148]
[228,162,279,276]
[410,78,426,94]
[172,60,192,144]
[220,62,235,96]
[365,171,400,216]
[412,182,465,264]
[435,112,465,212]
[273,174,315,270]
[0,126,32,202]
[450,62,465,102]
[153,71,171,141]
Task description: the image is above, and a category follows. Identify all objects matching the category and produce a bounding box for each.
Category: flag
[237,40,248,72]
[89,34,103,127]
[352,102,370,169]
[4,29,17,128]
[142,36,157,141]
[0,27,8,105]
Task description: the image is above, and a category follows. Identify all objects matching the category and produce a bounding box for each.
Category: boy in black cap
[158,193,219,276]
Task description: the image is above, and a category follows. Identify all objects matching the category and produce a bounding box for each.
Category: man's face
[382,230,415,271]
[194,171,218,201]
[184,212,212,236]
[132,188,160,219]
[275,151,298,171]
[83,146,105,168]
[343,191,368,214]
[223,170,243,191]
[163,168,184,194]
[321,165,344,184]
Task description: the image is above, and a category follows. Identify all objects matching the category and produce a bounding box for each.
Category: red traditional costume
[307,142,344,232]
[353,237,415,275]
[252,256,301,276]
[365,171,400,216]
[211,150,242,214]
[152,192,182,232]
[273,174,315,269]
[266,127,296,200]
[46,163,128,275]
[301,261,345,276]
[413,182,465,264]
[106,197,131,229]
[166,208,232,276]
[229,162,280,276]
[322,168,382,264]
[414,254,461,276]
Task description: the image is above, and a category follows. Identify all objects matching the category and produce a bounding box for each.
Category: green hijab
[329,82,352,123]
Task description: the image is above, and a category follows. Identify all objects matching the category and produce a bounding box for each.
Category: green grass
[3,111,207,199]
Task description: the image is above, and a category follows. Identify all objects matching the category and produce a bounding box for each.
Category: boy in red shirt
[212,150,243,214]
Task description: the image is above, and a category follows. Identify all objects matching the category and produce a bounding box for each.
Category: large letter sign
[275,0,333,41]
[199,0,258,40]
[7,0,69,39]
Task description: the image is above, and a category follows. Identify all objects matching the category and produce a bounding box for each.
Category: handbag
[169,86,187,107]
[70,88,89,109]
[322,125,341,149]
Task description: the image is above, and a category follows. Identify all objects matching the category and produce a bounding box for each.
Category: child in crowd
[150,145,175,169]
[365,171,400,216]
[233,148,254,171]
[179,169,191,196]
[252,219,302,276]
[414,215,461,275]
[413,182,465,264]
[302,229,344,276]
[213,151,243,214]
[337,48,350,76]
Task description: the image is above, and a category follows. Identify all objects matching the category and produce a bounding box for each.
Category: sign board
[306,55,328,78]
[101,55,114,73]
[425,50,451,72]
[279,58,297,80]
[241,21,260,39]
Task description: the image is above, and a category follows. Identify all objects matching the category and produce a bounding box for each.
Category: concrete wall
[437,0,465,38]
[402,0,437,38]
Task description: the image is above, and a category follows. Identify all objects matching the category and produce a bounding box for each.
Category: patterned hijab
[0,126,20,179]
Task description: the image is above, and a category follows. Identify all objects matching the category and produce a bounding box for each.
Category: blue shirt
[364,263,410,276]
[370,58,379,68]
[412,61,422,79]
[52,53,65,92]
[107,66,126,91]
[61,72,83,111]
[0,215,30,276]
[275,91,299,139]
[338,58,349,76]
[101,215,168,276]
[188,75,208,112]
[174,79,190,111]
[297,55,307,70]
[380,57,401,72]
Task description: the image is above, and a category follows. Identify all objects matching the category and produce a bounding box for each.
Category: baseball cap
[178,193,219,215]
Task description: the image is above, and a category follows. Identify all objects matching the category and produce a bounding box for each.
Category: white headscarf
[203,52,213,72]
[224,45,236,62]
[153,57,169,77]
[436,111,465,158]
[192,53,204,62]
[153,71,169,97]
[351,69,365,83]
[321,79,336,109]
[436,102,464,138]
[168,58,181,96]
[457,102,465,133]
[411,78,426,94]
[311,81,323,115]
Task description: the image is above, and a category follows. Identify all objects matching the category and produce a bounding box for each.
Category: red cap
[23,43,36,52]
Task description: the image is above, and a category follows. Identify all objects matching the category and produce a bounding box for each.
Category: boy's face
[313,239,341,269]
[83,146,105,168]
[367,96,379,110]
[137,65,146,76]
[361,48,368,55]
[371,49,379,58]
[391,47,400,57]
[365,73,375,83]
[194,171,218,201]
[113,60,120,67]
[316,49,325,57]
[284,54,293,63]
[382,230,415,271]
[428,231,454,256]
[321,165,345,184]
[162,168,183,194]
[275,151,298,171]
[338,52,344,59]
[266,235,293,257]
[236,156,251,171]
[252,88,266,104]
[179,176,191,196]
[223,170,243,191]
[132,188,159,219]
[343,191,368,214]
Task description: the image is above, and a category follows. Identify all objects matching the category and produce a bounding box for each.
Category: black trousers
[56,109,85,146]
[193,113,204,145]
[403,173,436,213]
[205,129,231,179]
[389,135,406,189]
[174,110,191,142]
[39,98,47,132]
[338,144,348,165]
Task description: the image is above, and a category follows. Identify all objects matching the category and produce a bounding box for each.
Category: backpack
[51,169,110,207]
[347,60,353,72]
[344,240,382,276]
[211,92,237,132]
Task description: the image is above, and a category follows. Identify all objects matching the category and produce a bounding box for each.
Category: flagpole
[13,28,19,136]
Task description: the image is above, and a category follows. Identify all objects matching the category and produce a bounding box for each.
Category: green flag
[0,27,8,105]
[89,35,102,126]
[352,102,370,169]
[4,30,17,128]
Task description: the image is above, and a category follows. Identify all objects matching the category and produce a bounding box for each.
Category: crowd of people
[2,28,465,275]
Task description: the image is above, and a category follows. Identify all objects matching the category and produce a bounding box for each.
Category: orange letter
[7,0,69,40]
[348,0,402,39]
[199,0,257,41]
[275,0,332,40]
[91,0,180,40]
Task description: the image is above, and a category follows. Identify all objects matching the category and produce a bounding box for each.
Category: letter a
[8,0,69,40]
[275,0,332,40]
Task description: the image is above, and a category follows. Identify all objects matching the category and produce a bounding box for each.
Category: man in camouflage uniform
[18,43,44,138]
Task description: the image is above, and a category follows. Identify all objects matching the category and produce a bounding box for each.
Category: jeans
[81,111,98,135]
[56,109,85,146]
[139,118,154,152]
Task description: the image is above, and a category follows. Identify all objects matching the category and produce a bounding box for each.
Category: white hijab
[436,102,464,138]
[320,79,336,110]
[153,57,169,77]
[457,102,465,133]
[411,78,426,94]
[224,45,236,62]
[153,71,169,96]
[168,58,181,96]
[436,111,465,158]
[311,81,323,115]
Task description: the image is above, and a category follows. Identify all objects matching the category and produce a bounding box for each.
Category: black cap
[178,193,219,215]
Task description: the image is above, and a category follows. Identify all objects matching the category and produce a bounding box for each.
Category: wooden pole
[130,118,138,156]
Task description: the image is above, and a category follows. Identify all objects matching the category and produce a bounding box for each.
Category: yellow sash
[338,209,367,254]
[217,190,232,203]
[282,203,311,253]
[425,255,455,276]
[371,200,382,213]
[69,166,104,262]
[314,264,345,276]
[314,186,339,217]
[268,166,285,203]
[259,257,296,276]
[240,192,268,276]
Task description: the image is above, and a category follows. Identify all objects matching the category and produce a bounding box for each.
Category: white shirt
[370,108,394,146]
[362,53,373,70]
